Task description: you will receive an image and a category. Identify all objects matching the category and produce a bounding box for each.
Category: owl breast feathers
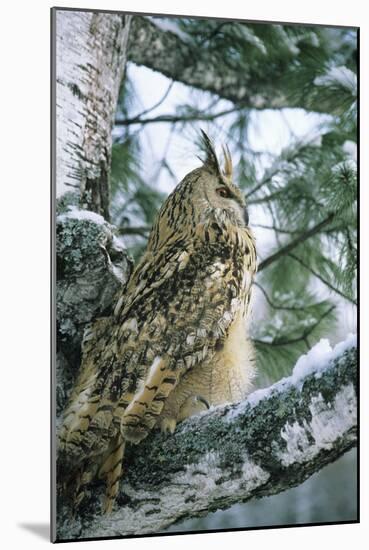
[57,131,257,514]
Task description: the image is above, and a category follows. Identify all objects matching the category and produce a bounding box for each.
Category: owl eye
[216,187,231,199]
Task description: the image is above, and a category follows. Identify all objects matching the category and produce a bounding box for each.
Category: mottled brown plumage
[57,131,257,514]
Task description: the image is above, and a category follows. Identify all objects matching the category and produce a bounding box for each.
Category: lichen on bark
[55,202,132,413]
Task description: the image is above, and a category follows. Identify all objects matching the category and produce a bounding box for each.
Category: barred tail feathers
[98,435,126,514]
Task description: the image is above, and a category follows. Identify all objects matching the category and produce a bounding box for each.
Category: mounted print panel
[51,7,358,543]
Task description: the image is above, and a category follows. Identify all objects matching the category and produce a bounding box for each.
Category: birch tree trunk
[54,9,131,220]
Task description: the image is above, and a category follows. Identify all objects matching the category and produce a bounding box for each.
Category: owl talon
[178,395,210,421]
[102,497,114,515]
[160,418,177,434]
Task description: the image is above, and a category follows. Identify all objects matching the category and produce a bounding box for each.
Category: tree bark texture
[55,207,132,417]
[55,10,131,219]
[56,338,357,540]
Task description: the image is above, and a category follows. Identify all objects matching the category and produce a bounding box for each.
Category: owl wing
[117,238,245,443]
[58,235,246,467]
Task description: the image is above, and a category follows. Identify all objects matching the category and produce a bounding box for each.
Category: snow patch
[332,159,357,176]
[330,333,357,361]
[238,27,267,55]
[314,66,357,96]
[291,338,333,383]
[342,140,357,161]
[148,17,190,42]
[291,333,356,387]
[309,134,322,147]
[306,32,320,48]
[226,333,356,417]
[260,335,273,344]
[249,94,266,108]
[57,206,107,226]
[246,386,271,407]
[274,25,300,55]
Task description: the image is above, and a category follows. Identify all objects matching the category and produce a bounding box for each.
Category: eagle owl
[57,131,257,514]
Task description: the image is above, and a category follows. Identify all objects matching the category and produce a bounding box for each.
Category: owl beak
[243,207,249,226]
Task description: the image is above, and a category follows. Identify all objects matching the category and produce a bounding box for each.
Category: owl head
[194,130,249,228]
[147,131,250,253]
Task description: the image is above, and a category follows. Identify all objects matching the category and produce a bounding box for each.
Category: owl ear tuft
[199,129,221,175]
[222,144,233,180]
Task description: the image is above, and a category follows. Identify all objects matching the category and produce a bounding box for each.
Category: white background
[1,0,367,548]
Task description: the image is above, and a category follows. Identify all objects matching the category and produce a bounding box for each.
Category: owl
[57,131,257,515]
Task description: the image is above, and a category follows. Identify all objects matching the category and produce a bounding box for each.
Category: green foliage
[158,17,356,114]
[253,281,337,386]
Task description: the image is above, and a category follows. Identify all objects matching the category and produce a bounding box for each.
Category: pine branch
[247,160,293,199]
[248,188,286,206]
[56,340,357,539]
[248,189,324,208]
[246,135,328,199]
[289,253,357,305]
[118,225,151,236]
[258,213,335,272]
[115,106,239,126]
[128,80,174,120]
[253,305,335,347]
[254,282,303,311]
[252,223,300,235]
[128,16,353,115]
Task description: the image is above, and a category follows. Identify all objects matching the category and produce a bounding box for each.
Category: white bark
[55,10,131,219]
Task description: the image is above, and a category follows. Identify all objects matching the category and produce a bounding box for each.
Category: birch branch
[56,337,357,540]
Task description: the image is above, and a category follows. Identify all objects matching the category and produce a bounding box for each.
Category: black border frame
[50,6,360,543]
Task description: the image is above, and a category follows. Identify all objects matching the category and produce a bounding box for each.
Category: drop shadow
[18,523,49,541]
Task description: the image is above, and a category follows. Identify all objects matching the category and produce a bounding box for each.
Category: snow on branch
[314,66,357,96]
[57,335,357,540]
